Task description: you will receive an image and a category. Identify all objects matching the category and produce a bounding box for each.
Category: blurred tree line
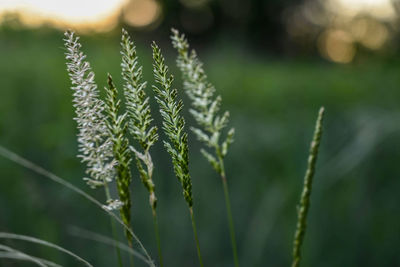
[151,0,400,61]
[157,0,301,52]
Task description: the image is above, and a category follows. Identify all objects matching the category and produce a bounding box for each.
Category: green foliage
[0,145,155,266]
[151,41,193,208]
[104,74,133,242]
[2,28,352,267]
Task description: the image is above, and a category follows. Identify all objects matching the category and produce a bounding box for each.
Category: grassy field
[0,26,399,266]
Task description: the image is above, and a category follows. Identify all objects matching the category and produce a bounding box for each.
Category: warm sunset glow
[287,0,398,63]
[329,0,396,20]
[0,0,160,31]
[0,0,127,31]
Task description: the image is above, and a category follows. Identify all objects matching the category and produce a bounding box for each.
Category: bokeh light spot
[350,18,388,50]
[123,0,161,28]
[332,0,396,20]
[319,29,355,64]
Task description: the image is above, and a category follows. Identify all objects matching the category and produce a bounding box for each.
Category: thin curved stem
[0,233,92,266]
[0,145,155,267]
[103,185,124,267]
[220,175,239,266]
[68,226,149,263]
[218,155,239,267]
[0,244,61,267]
[0,252,47,267]
[189,207,204,267]
[110,216,124,267]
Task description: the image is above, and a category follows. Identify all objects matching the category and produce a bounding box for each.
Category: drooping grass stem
[291,107,325,267]
[0,145,156,267]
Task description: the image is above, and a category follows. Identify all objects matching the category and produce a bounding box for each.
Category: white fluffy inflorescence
[64,31,117,193]
[171,29,234,174]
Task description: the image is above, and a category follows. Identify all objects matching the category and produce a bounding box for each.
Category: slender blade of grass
[0,244,62,267]
[68,226,150,264]
[0,232,92,266]
[0,252,49,267]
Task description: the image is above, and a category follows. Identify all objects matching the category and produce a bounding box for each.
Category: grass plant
[120,29,162,266]
[0,28,326,267]
[291,107,325,267]
[171,29,238,267]
[151,41,203,267]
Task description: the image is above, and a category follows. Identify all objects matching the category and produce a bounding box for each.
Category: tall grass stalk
[64,31,116,195]
[151,42,204,266]
[151,212,163,266]
[291,107,325,267]
[101,174,123,267]
[104,74,134,247]
[120,29,163,266]
[0,145,155,267]
[219,160,238,266]
[189,207,204,267]
[65,31,135,266]
[171,29,238,266]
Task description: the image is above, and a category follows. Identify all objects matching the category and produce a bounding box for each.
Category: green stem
[189,207,204,267]
[110,219,124,267]
[218,158,239,267]
[103,184,124,267]
[152,210,164,267]
[291,107,325,267]
[127,239,135,267]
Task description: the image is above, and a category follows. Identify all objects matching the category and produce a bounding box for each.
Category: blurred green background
[1,0,400,266]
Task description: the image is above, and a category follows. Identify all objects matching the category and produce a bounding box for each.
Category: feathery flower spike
[64,31,121,210]
[171,28,238,266]
[121,29,163,266]
[121,28,158,212]
[104,74,134,243]
[171,29,234,169]
[151,41,192,207]
[291,107,325,267]
[152,42,203,267]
